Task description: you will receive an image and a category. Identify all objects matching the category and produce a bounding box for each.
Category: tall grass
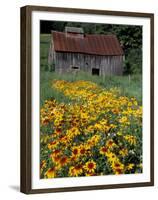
[40,71,71,106]
[40,70,142,106]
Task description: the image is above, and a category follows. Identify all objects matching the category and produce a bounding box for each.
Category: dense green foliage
[40,21,142,74]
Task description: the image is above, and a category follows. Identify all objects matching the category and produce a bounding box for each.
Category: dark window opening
[92,68,100,76]
[72,66,79,69]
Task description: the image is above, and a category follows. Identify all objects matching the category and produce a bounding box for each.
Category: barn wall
[55,52,86,73]
[101,56,123,76]
[48,39,56,71]
[54,52,123,75]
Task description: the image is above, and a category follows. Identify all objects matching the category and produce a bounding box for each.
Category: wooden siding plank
[54,52,123,75]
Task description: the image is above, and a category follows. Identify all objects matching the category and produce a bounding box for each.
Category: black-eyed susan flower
[119,148,128,157]
[70,155,78,162]
[112,161,124,175]
[48,140,59,150]
[54,128,62,135]
[106,152,118,164]
[67,127,80,137]
[119,116,130,125]
[106,139,117,149]
[69,164,83,177]
[45,167,56,178]
[51,154,61,163]
[126,163,135,170]
[69,166,76,177]
[72,165,83,176]
[40,80,142,178]
[79,144,87,155]
[100,146,108,155]
[84,160,96,173]
[40,160,46,173]
[59,156,69,167]
[124,135,137,145]
[85,171,96,176]
[52,149,61,156]
[71,146,80,157]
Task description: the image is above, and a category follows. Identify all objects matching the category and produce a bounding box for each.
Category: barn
[48,27,124,76]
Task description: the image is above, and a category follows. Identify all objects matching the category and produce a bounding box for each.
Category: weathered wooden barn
[48,27,124,76]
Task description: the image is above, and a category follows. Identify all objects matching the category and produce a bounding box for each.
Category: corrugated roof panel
[52,31,124,56]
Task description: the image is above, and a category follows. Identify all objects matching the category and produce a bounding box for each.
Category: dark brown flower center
[88,163,94,169]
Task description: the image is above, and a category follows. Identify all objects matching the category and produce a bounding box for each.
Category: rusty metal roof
[52,31,124,56]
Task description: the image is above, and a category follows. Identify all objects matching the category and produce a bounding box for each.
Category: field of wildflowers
[40,79,142,179]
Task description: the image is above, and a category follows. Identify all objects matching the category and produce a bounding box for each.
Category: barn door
[92,68,100,76]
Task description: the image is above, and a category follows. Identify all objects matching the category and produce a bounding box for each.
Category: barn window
[92,68,100,76]
[71,66,79,70]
